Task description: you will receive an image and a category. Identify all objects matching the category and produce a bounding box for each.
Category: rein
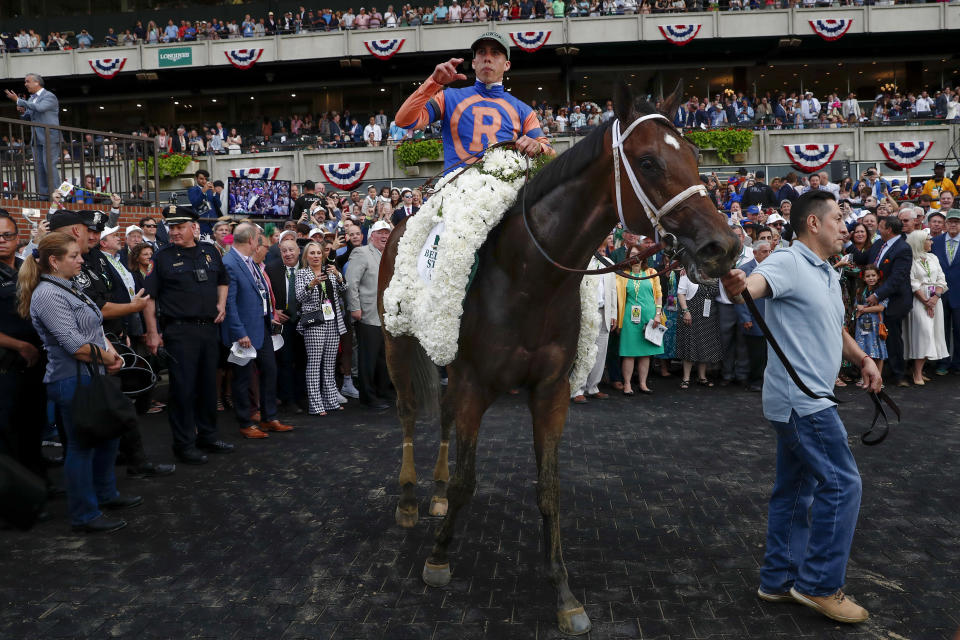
[741,288,899,446]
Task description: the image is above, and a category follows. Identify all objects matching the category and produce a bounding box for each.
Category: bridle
[521,113,713,281]
[610,113,709,247]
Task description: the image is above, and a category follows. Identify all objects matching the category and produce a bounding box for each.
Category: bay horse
[376,85,739,635]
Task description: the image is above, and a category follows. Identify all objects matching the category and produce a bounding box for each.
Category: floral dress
[655,271,678,361]
[854,287,887,360]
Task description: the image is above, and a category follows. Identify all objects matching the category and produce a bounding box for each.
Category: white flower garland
[383,148,601,388]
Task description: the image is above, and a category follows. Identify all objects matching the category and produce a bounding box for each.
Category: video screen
[227,177,292,218]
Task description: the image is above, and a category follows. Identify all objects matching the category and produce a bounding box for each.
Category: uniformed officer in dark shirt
[143,205,233,465]
[48,210,176,479]
[0,209,49,490]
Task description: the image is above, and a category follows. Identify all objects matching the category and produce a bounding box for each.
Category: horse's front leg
[385,333,420,528]
[528,379,592,636]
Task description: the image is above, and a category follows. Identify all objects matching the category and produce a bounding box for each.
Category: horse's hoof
[395,504,419,528]
[557,606,591,636]
[422,561,451,587]
[428,496,448,517]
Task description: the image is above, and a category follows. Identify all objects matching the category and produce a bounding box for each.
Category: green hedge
[395,139,443,169]
[683,128,754,165]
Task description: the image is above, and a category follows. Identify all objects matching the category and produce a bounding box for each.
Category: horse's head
[611,83,739,282]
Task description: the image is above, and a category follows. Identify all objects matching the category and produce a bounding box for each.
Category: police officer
[143,205,233,465]
[0,208,48,490]
[49,209,176,480]
[291,179,324,222]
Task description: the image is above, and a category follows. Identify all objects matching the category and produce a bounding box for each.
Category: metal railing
[0,116,159,204]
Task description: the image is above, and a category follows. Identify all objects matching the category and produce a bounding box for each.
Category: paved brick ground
[2,375,959,639]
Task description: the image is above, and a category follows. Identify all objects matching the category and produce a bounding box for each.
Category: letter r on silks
[396,78,553,173]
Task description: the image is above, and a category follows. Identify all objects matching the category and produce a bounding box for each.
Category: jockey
[395,31,554,173]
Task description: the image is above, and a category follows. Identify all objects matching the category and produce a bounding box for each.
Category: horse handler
[722,190,882,624]
[395,31,552,171]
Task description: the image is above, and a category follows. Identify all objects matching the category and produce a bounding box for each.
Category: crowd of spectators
[669,87,960,129]
[2,141,959,532]
[0,0,952,53]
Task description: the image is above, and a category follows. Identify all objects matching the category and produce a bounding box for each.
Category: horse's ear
[659,81,684,119]
[613,82,635,124]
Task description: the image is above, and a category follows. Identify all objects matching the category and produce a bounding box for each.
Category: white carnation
[383,149,598,379]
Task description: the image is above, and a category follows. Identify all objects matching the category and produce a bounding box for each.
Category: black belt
[163,318,214,326]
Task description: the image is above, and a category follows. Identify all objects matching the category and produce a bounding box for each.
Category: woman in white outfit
[903,230,949,385]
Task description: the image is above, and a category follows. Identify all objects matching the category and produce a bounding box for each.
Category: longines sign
[158,47,193,67]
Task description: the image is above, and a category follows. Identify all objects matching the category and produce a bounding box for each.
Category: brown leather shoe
[587,391,609,399]
[571,395,587,404]
[240,426,268,439]
[789,588,868,623]
[259,419,294,432]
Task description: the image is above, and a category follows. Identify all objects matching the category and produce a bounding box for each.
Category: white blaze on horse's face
[663,132,681,151]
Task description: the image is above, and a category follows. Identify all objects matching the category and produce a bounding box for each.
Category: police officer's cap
[163,204,199,225]
[49,209,105,232]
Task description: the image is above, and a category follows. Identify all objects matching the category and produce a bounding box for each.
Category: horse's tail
[409,340,441,421]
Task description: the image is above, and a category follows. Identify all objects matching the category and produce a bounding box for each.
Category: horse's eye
[639,158,655,171]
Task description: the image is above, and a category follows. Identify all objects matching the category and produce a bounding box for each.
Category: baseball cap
[100,225,119,240]
[745,205,761,215]
[370,220,392,233]
[125,225,142,236]
[471,31,510,61]
[935,161,946,168]
[947,209,960,220]
[766,213,786,225]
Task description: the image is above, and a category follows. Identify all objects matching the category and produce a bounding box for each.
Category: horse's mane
[514,100,663,208]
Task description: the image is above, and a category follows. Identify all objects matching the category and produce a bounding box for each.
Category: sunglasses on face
[142,224,157,228]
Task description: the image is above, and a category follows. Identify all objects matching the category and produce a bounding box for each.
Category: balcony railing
[0,116,159,203]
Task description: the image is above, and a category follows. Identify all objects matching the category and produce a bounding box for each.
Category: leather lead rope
[741,289,899,446]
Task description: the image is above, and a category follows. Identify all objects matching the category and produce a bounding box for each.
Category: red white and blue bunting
[319,162,371,190]
[508,31,552,53]
[657,24,702,46]
[783,144,840,173]
[364,39,406,60]
[224,49,264,69]
[229,167,281,180]
[878,141,935,170]
[808,18,853,41]
[88,58,128,79]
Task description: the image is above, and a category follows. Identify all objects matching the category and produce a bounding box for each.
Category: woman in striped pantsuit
[296,241,347,416]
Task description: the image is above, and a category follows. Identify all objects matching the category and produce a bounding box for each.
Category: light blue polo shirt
[753,241,844,422]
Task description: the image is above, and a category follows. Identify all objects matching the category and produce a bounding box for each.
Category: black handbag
[300,308,326,328]
[71,344,138,447]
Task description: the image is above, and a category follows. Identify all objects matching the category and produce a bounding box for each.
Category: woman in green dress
[616,246,664,395]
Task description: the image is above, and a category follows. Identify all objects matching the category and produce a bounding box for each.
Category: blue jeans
[759,407,862,597]
[47,375,120,526]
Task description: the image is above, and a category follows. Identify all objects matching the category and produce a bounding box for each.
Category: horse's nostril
[696,241,725,263]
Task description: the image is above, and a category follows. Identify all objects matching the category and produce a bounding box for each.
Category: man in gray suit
[4,73,60,200]
[346,220,392,410]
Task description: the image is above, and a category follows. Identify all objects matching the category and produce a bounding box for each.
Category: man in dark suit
[4,73,60,199]
[390,188,419,226]
[221,223,294,438]
[170,126,188,153]
[931,209,960,374]
[850,215,913,385]
[265,234,307,412]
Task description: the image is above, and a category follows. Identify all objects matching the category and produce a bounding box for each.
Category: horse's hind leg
[529,380,592,636]
[423,374,492,587]
[384,332,419,528]
[428,390,455,517]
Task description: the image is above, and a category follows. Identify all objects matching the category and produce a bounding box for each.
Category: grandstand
[1,3,959,201]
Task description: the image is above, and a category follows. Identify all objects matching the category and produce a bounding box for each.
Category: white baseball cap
[370,220,392,233]
[766,213,786,225]
[125,224,142,236]
[100,225,120,240]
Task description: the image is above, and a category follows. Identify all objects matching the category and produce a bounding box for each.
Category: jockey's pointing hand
[432,58,468,86]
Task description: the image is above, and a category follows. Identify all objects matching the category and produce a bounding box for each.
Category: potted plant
[683,128,754,165]
[395,139,443,176]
